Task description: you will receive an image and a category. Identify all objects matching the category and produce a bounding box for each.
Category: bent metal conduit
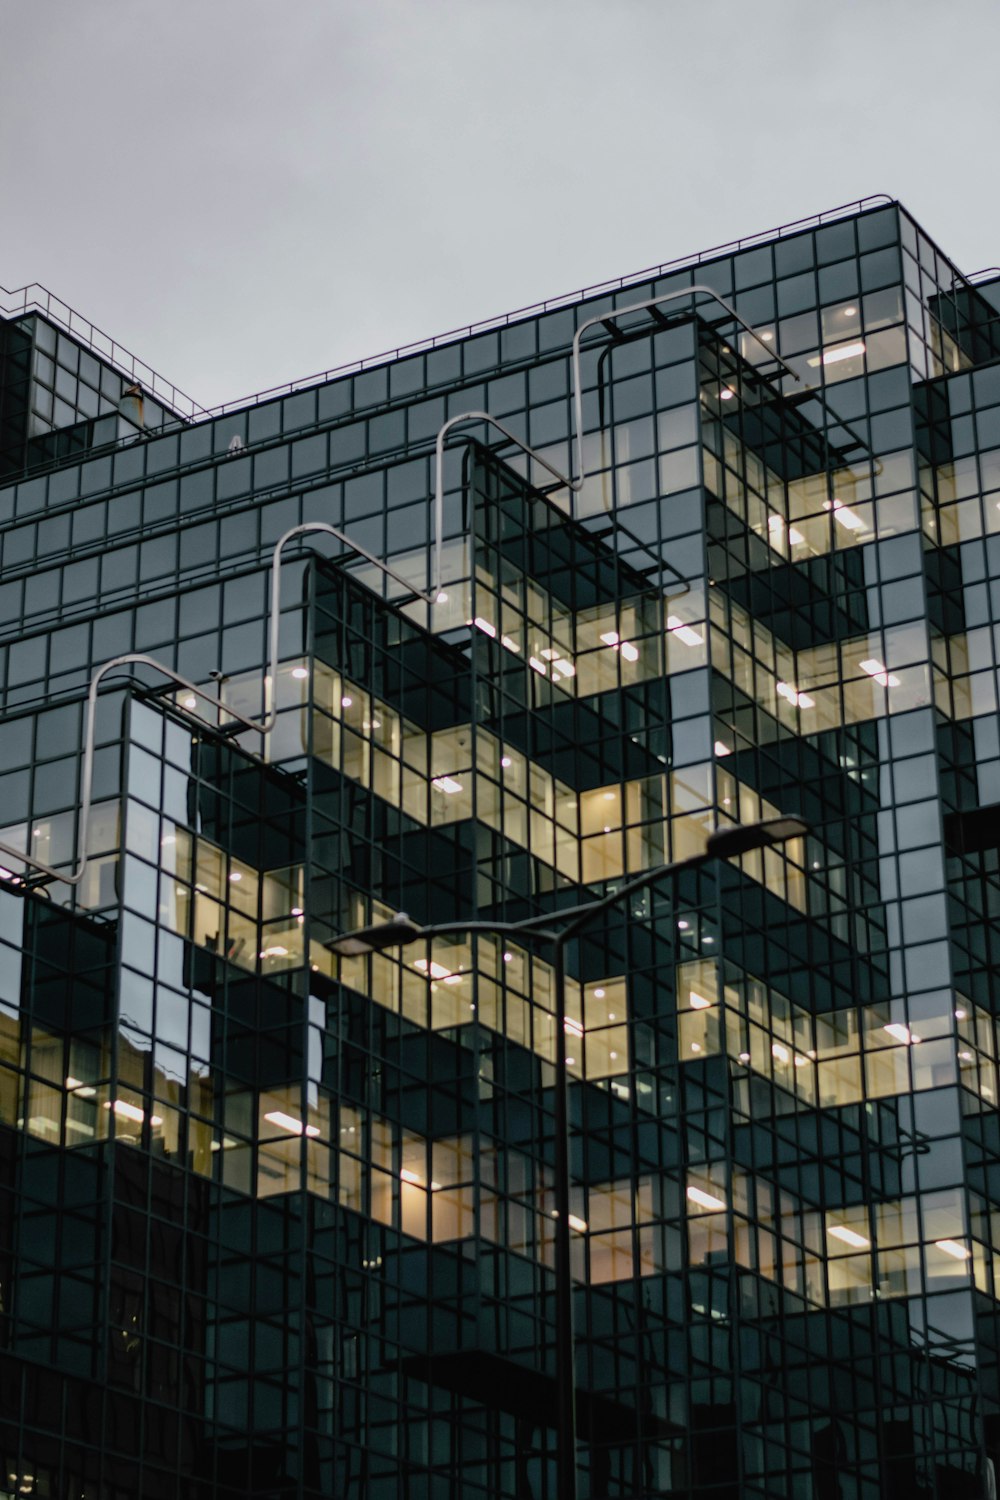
[569,284,801,489]
[432,287,799,532]
[3,292,793,889]
[0,520,442,888]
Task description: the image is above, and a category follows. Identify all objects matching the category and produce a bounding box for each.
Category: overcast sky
[3,0,999,411]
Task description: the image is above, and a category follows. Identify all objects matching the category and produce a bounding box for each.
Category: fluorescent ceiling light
[600,629,640,662]
[828,1224,870,1249]
[65,1076,96,1098]
[529,656,547,675]
[807,340,866,367]
[432,776,464,794]
[473,617,496,638]
[767,514,804,544]
[500,635,520,653]
[291,667,309,680]
[413,957,461,983]
[689,992,713,1010]
[859,658,901,688]
[105,1099,162,1126]
[823,498,865,531]
[777,681,815,710]
[935,1239,971,1261]
[549,1210,589,1232]
[667,615,703,647]
[771,1042,789,1064]
[264,1109,320,1138]
[883,1022,913,1045]
[714,741,733,757]
[686,1185,726,1212]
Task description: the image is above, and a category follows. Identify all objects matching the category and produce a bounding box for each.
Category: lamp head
[706,816,808,860]
[327,912,425,957]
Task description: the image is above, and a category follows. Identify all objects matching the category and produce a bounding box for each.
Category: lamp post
[328,817,807,1499]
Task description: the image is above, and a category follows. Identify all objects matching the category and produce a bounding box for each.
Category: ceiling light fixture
[808,340,866,367]
[823,497,865,531]
[828,1224,870,1249]
[667,615,703,647]
[686,1185,726,1212]
[860,658,901,688]
[264,1109,320,1138]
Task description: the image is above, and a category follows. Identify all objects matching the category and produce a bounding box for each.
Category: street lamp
[328,816,807,1499]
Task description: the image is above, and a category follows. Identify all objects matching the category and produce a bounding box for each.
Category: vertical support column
[552,929,578,1500]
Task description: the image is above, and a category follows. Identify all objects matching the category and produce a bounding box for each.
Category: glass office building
[1,195,1000,1498]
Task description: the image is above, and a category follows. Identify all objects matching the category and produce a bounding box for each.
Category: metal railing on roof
[202,195,898,418]
[2,196,896,432]
[0,281,205,421]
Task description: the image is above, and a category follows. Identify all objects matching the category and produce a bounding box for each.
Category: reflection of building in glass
[1,196,1000,1495]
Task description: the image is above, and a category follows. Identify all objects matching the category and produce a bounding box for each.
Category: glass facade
[1,197,1000,1497]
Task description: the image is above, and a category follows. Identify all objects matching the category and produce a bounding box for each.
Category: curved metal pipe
[0,520,440,887]
[2,293,840,891]
[0,652,248,888]
[570,283,800,491]
[431,290,795,522]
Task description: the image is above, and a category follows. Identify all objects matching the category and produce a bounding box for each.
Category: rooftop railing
[202,195,898,418]
[3,194,896,430]
[0,282,205,420]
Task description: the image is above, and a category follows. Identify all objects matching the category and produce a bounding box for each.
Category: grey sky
[3,0,999,411]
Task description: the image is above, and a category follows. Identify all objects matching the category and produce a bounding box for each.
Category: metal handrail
[3,197,895,429]
[1,232,892,886]
[0,519,439,887]
[433,289,795,518]
[569,284,799,489]
[202,195,895,418]
[0,282,204,420]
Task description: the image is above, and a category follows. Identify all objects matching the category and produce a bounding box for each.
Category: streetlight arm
[481,815,809,941]
[326,818,807,956]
